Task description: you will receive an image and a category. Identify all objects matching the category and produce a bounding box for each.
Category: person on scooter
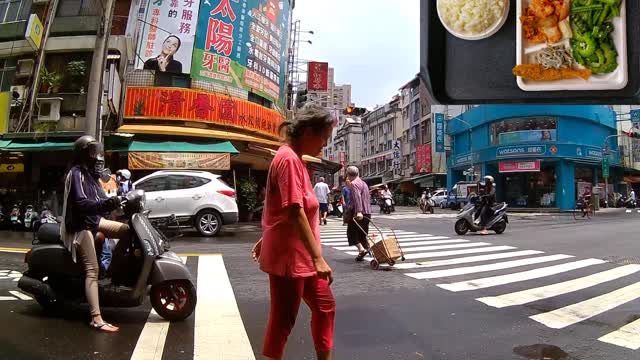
[475,176,496,235]
[116,169,133,196]
[60,135,130,333]
[382,185,395,212]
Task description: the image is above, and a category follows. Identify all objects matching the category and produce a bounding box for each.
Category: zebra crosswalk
[320,222,640,351]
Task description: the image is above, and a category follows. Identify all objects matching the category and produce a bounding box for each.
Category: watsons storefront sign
[496,145,546,158]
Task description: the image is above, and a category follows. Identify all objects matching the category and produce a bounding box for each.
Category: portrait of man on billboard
[143,35,183,73]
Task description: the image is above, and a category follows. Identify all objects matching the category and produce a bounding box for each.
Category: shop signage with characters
[129,152,231,170]
[123,87,282,138]
[191,0,291,106]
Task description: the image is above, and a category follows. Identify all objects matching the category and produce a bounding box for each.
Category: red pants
[263,274,336,358]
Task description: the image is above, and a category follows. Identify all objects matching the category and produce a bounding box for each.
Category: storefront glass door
[502,165,556,208]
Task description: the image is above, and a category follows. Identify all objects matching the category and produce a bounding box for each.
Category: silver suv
[134,171,239,236]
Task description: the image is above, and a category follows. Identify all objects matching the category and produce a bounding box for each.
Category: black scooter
[18,190,197,321]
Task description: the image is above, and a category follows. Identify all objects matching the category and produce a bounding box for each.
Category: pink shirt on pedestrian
[260,145,320,278]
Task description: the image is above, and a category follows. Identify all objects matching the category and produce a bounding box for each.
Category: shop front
[447,105,620,211]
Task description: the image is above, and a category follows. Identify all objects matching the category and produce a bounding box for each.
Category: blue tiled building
[447,105,620,210]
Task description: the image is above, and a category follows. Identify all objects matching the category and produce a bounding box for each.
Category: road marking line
[130,309,169,360]
[397,242,492,253]
[175,253,222,257]
[330,240,468,251]
[0,247,29,254]
[392,250,544,270]
[530,280,640,329]
[407,254,574,280]
[599,318,640,350]
[9,290,32,300]
[194,255,255,360]
[322,236,451,245]
[478,264,640,308]
[322,234,433,241]
[320,231,418,238]
[346,245,517,260]
[0,296,17,301]
[438,258,606,292]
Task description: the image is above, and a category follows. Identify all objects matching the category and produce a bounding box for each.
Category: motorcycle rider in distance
[474,176,496,235]
[116,169,134,196]
[60,135,131,333]
[382,185,395,212]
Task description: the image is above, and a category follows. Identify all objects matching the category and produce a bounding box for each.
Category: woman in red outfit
[252,103,336,360]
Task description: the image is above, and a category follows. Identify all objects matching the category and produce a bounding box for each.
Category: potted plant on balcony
[48,72,63,94]
[39,68,51,94]
[66,61,86,93]
[237,177,258,222]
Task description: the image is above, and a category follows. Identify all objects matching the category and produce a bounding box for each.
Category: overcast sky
[293,0,420,109]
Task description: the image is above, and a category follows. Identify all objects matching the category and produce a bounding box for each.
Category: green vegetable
[595,0,620,6]
[572,5,604,13]
[590,42,618,74]
[574,32,597,57]
[597,5,609,25]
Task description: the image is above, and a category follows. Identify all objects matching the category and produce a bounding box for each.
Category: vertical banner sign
[602,157,609,178]
[392,140,401,172]
[135,0,200,73]
[415,144,425,174]
[192,0,291,107]
[631,109,640,128]
[424,145,433,173]
[435,113,445,153]
[307,61,328,91]
[339,151,345,176]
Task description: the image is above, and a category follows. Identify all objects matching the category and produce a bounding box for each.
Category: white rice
[438,0,506,35]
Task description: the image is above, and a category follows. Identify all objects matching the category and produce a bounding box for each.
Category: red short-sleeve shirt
[259,145,320,277]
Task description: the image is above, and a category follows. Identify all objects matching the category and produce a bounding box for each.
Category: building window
[57,0,102,16]
[490,117,558,145]
[0,58,16,92]
[0,0,31,23]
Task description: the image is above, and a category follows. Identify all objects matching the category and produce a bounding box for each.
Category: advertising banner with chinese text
[129,152,231,170]
[135,0,200,73]
[423,144,432,173]
[498,160,540,173]
[307,61,328,91]
[435,113,445,153]
[415,144,425,173]
[192,0,290,107]
[123,87,283,138]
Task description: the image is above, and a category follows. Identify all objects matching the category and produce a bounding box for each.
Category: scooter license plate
[11,216,17,221]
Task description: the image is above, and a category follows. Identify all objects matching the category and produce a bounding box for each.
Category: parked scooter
[379,197,393,214]
[331,199,343,217]
[24,205,38,230]
[10,204,21,230]
[419,191,435,214]
[18,190,197,321]
[33,205,57,233]
[454,193,509,235]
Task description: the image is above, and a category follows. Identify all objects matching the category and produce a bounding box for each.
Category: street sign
[631,109,640,126]
[602,157,609,178]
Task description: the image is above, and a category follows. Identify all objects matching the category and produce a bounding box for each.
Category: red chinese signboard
[415,144,432,173]
[307,61,329,91]
[498,160,541,173]
[123,87,283,139]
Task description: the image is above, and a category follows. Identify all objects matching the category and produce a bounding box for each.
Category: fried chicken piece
[513,64,592,81]
[553,0,570,21]
[530,0,555,18]
[539,15,562,43]
[521,14,547,43]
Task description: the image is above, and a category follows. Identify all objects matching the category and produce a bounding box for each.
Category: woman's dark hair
[278,103,333,140]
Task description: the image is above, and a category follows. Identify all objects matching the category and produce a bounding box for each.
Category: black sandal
[355,251,367,262]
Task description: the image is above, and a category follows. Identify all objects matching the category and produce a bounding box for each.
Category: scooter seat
[37,223,62,244]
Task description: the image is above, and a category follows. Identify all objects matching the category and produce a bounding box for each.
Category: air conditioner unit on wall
[16,59,34,77]
[36,97,63,122]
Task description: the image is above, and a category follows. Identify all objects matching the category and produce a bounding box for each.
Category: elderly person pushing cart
[345,166,372,262]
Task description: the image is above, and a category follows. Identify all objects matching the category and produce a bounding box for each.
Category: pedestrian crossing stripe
[319,226,640,351]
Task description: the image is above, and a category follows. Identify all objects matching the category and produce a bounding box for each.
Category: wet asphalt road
[0,209,640,359]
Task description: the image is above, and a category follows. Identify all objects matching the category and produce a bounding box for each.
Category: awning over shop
[117,124,282,147]
[624,176,640,184]
[4,141,74,151]
[128,140,239,154]
[0,140,12,149]
[247,144,338,171]
[414,173,447,187]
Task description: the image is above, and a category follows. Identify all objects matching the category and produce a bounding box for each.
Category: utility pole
[85,0,116,140]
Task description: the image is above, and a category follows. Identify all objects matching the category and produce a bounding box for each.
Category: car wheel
[195,210,222,237]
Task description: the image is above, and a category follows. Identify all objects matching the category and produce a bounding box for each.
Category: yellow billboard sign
[25,14,44,50]
[0,164,24,173]
[0,92,9,135]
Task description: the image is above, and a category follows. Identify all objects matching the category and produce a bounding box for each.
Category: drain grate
[602,256,640,265]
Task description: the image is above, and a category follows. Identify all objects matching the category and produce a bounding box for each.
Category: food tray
[421,0,640,104]
[516,0,627,91]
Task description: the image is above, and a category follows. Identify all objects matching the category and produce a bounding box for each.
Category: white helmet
[117,169,131,180]
[484,175,494,184]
